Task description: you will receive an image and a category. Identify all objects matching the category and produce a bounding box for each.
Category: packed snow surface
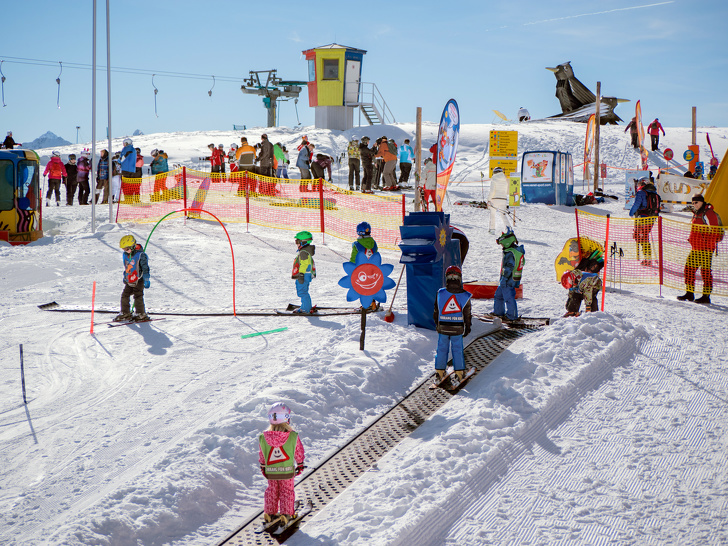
[1,121,727,545]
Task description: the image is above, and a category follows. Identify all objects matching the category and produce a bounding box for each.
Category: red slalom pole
[90,281,96,334]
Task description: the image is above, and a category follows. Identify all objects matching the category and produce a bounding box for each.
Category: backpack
[387,141,397,155]
[640,191,660,216]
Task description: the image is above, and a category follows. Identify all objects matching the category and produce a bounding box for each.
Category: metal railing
[346,81,396,126]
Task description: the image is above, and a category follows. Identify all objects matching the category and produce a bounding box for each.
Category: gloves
[144,279,150,289]
[464,327,471,337]
[295,464,305,476]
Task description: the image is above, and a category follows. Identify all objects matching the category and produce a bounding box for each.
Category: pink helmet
[268,403,291,424]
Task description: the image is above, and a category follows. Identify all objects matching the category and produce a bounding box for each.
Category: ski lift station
[302,43,395,131]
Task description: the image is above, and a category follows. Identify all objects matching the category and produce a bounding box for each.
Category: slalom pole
[20,344,27,405]
[90,281,96,334]
[384,266,405,323]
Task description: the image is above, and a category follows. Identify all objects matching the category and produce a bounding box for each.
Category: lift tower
[240,69,305,127]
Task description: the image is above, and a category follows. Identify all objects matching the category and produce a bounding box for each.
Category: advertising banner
[435,99,460,211]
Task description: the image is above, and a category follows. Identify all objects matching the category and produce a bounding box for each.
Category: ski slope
[1,121,727,545]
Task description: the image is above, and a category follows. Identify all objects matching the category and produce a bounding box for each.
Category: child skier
[292,231,316,314]
[493,227,525,321]
[114,235,151,322]
[350,222,380,310]
[561,256,603,317]
[433,266,472,382]
[259,403,305,526]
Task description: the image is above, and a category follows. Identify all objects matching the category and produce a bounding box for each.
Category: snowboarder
[493,227,525,321]
[488,167,511,234]
[629,179,661,265]
[259,403,305,528]
[562,256,603,317]
[677,194,723,304]
[43,151,67,207]
[291,231,316,314]
[432,266,472,382]
[647,118,665,151]
[114,235,151,322]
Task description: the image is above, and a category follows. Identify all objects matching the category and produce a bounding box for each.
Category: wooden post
[692,107,697,145]
[359,308,366,351]
[415,107,422,211]
[593,82,601,193]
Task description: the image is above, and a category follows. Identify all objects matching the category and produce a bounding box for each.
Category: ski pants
[684,249,713,295]
[382,160,397,188]
[435,334,465,372]
[348,158,360,188]
[77,179,90,204]
[65,180,78,205]
[121,282,146,315]
[264,478,295,516]
[362,163,373,191]
[489,198,511,233]
[46,178,62,203]
[650,134,660,151]
[423,189,436,211]
[399,162,412,183]
[295,273,312,312]
[494,282,518,320]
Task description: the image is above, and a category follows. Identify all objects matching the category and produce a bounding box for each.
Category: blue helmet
[357,222,371,237]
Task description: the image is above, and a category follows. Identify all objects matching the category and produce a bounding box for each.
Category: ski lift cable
[0,60,6,107]
[56,61,62,109]
[208,75,215,97]
[152,74,159,117]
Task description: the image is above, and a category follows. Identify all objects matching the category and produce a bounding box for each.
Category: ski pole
[384,266,406,323]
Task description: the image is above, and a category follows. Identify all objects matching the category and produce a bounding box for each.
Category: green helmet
[295,230,313,242]
[496,227,517,248]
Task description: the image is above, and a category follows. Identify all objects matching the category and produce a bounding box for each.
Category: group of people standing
[344,136,415,193]
[624,117,665,151]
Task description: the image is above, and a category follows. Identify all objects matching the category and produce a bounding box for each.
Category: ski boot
[455,370,465,381]
[133,312,150,322]
[677,292,694,301]
[436,369,447,381]
[263,513,276,523]
[113,312,133,322]
[695,295,711,304]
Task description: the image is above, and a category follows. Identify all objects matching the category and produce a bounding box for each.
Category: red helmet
[445,265,462,281]
[561,270,576,289]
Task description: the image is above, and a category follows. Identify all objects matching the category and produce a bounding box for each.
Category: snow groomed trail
[218,326,541,545]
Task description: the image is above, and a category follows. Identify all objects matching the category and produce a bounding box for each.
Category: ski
[277,305,368,316]
[475,313,550,327]
[272,499,314,535]
[107,318,165,328]
[253,500,302,534]
[445,366,477,392]
[429,368,454,390]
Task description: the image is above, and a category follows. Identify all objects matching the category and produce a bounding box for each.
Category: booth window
[0,160,13,211]
[18,160,39,210]
[322,59,339,80]
[308,60,315,82]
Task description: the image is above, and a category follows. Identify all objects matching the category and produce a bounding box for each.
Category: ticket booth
[0,149,43,245]
[302,43,366,131]
[521,151,574,205]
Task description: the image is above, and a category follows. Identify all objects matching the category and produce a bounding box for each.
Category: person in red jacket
[647,118,665,151]
[43,151,67,206]
[677,194,724,304]
[204,143,224,178]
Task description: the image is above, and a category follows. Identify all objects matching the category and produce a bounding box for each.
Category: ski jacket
[292,244,316,282]
[347,141,361,159]
[76,157,91,182]
[423,161,437,190]
[398,144,414,164]
[97,157,109,181]
[500,244,525,285]
[120,144,137,173]
[350,236,378,262]
[578,272,602,310]
[629,184,661,217]
[489,171,509,201]
[433,283,472,337]
[313,155,333,179]
[273,144,287,165]
[135,154,144,170]
[689,203,723,251]
[63,162,78,184]
[359,143,375,165]
[517,108,530,120]
[150,152,169,174]
[122,244,150,286]
[625,119,638,135]
[647,120,665,136]
[206,147,224,168]
[43,156,67,179]
[236,143,256,169]
[2,135,16,149]
[375,141,396,163]
[258,430,305,480]
[259,139,275,168]
[429,143,438,164]
[296,146,311,171]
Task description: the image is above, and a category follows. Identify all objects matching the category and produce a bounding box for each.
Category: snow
[1,121,727,546]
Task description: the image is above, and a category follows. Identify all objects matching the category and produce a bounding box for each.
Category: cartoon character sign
[435,99,460,212]
[338,251,396,309]
[554,237,604,281]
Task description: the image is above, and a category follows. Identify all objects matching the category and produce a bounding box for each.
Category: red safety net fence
[115,168,405,248]
[576,210,728,297]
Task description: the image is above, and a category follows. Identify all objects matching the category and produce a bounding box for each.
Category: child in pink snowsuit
[259,403,305,523]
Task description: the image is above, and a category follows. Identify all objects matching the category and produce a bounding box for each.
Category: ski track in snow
[1,121,726,545]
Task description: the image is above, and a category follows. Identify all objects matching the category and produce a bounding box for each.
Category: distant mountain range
[24,131,72,150]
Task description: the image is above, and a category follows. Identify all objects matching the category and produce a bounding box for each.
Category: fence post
[658,216,664,296]
[319,178,325,243]
[20,344,27,405]
[245,175,250,227]
[601,213,610,311]
[575,209,581,256]
[402,194,406,221]
[182,166,188,216]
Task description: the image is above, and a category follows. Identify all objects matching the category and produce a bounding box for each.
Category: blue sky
[1,0,725,144]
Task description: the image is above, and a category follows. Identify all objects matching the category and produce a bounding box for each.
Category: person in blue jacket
[398,138,414,185]
[119,138,137,178]
[114,234,151,322]
[493,228,525,321]
[629,180,661,265]
[296,143,313,191]
[433,266,472,382]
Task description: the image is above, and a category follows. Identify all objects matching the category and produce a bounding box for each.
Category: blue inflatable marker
[240,327,288,339]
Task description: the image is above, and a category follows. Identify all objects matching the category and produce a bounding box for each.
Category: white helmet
[268,403,291,425]
[218,144,224,149]
[52,151,61,157]
[151,148,159,156]
[80,150,90,157]
[230,143,238,150]
[123,138,132,146]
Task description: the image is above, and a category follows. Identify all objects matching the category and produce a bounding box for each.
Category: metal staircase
[347,82,396,126]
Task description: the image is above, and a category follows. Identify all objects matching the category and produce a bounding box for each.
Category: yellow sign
[489,130,518,157]
[508,174,521,207]
[490,159,518,177]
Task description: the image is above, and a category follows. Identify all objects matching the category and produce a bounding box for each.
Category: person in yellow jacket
[291,231,316,313]
[235,137,257,196]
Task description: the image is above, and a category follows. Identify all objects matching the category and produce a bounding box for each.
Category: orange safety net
[576,210,728,296]
[115,168,405,248]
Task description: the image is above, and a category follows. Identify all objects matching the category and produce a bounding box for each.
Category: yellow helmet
[119,235,136,249]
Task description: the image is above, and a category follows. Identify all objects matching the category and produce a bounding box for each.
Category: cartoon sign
[435,99,460,211]
[338,251,396,308]
[522,152,553,182]
[624,169,649,210]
